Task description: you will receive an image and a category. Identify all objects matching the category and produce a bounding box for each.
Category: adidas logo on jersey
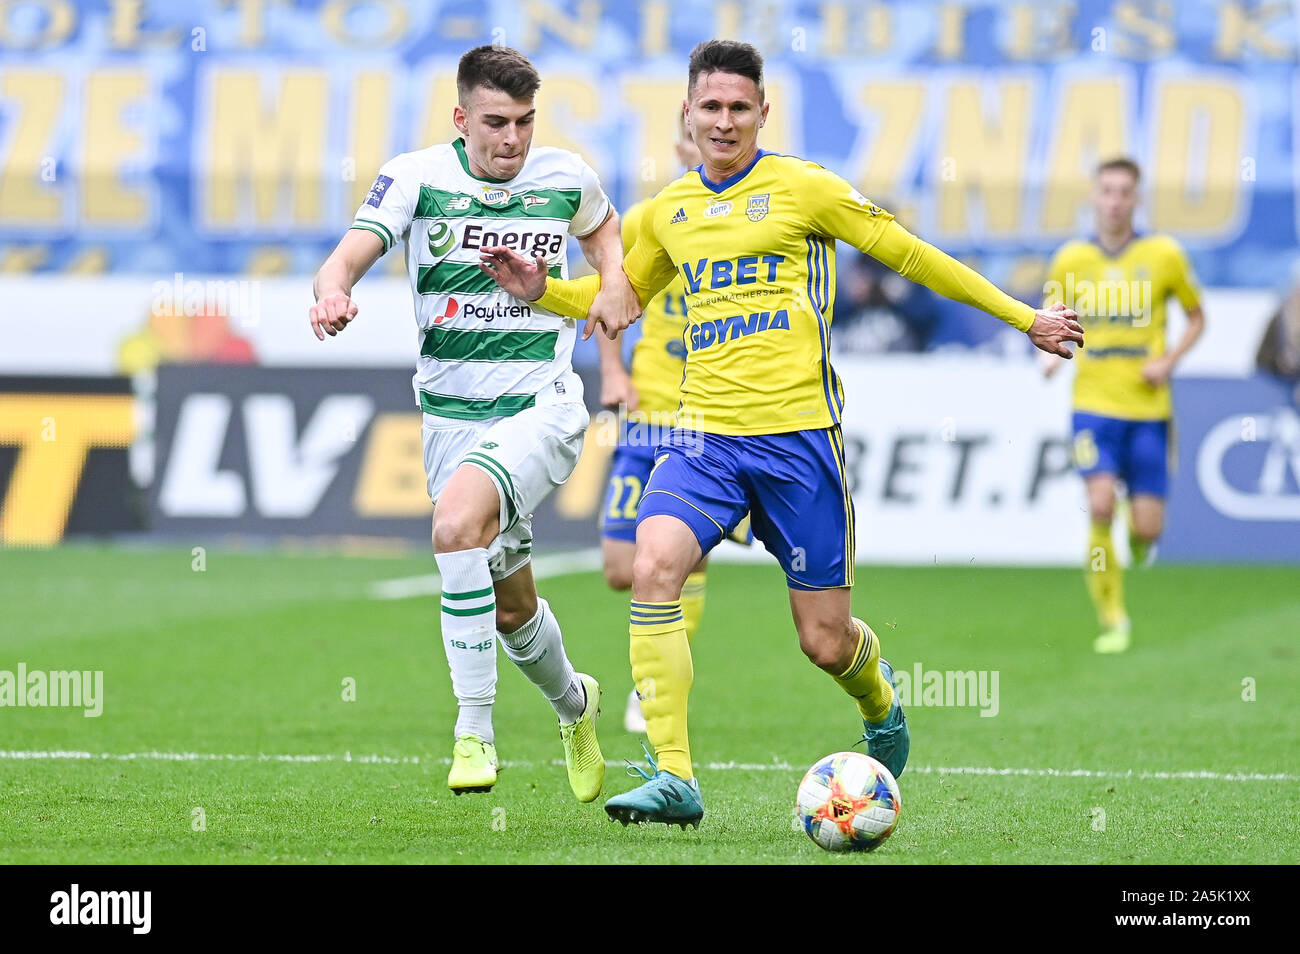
[669,207,687,224]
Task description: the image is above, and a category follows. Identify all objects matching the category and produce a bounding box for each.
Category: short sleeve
[568,159,613,238]
[350,155,417,255]
[1167,239,1202,312]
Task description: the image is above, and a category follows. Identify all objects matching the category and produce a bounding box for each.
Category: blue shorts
[600,419,672,543]
[636,427,854,590]
[1072,412,1171,498]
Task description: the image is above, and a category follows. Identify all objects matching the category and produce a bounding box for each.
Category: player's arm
[1143,242,1206,387]
[806,168,1083,357]
[311,159,415,340]
[596,321,639,410]
[311,230,384,340]
[576,208,641,341]
[480,194,677,320]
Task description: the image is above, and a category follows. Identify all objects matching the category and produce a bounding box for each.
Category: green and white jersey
[350,138,611,421]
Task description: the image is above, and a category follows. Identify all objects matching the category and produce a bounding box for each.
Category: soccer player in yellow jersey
[481,40,1084,828]
[1043,158,1205,655]
[595,112,723,733]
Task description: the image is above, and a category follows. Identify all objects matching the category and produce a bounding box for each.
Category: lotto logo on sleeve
[365,174,394,208]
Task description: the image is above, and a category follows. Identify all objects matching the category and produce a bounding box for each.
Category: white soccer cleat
[623,687,647,734]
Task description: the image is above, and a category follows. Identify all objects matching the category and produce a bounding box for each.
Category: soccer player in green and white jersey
[310,45,640,800]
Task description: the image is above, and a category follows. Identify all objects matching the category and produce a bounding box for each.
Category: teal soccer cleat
[859,658,910,779]
[605,745,704,829]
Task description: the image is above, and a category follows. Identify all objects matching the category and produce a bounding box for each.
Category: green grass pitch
[1,545,1297,864]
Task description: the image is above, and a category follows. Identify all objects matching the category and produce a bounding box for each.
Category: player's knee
[798,620,855,674]
[432,510,494,553]
[631,546,683,600]
[1090,501,1115,525]
[603,562,633,591]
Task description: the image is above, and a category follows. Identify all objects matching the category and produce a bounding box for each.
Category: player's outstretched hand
[586,273,641,341]
[479,246,548,301]
[600,366,640,411]
[1027,301,1084,358]
[310,292,358,340]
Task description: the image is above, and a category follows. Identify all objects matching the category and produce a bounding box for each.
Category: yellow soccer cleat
[448,735,498,794]
[560,673,605,802]
[1093,619,1132,655]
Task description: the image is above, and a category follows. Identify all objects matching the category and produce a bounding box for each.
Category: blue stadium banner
[0,0,1296,288]
[1165,375,1300,562]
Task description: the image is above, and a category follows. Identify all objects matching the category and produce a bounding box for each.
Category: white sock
[435,547,497,743]
[499,598,585,723]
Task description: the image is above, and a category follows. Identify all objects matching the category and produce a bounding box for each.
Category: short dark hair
[687,39,764,101]
[1096,156,1141,182]
[457,45,540,104]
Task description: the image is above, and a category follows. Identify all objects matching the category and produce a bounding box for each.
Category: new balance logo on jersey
[689,310,791,351]
[447,195,472,211]
[669,207,687,224]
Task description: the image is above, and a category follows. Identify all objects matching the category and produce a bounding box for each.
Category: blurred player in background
[310,45,639,799]
[482,40,1083,828]
[1044,158,1205,654]
[596,110,751,734]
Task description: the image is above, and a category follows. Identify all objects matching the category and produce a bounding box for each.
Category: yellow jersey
[622,199,689,417]
[1044,234,1200,421]
[543,151,1036,435]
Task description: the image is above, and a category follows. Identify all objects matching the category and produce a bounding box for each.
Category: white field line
[367,548,604,601]
[0,750,1294,782]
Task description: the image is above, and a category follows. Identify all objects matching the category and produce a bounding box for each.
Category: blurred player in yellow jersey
[481,40,1083,828]
[596,112,737,733]
[1043,158,1205,654]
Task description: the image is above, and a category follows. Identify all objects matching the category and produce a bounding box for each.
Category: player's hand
[586,278,641,341]
[310,292,359,340]
[478,246,548,301]
[1141,355,1174,387]
[1027,301,1084,358]
[601,367,640,411]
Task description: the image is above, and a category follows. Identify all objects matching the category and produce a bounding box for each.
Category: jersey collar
[453,138,515,184]
[1091,230,1143,258]
[695,149,774,194]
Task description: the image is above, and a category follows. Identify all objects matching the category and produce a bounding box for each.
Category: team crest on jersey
[523,194,550,208]
[705,199,733,218]
[669,207,688,224]
[481,186,511,205]
[427,221,456,258]
[447,195,472,211]
[365,174,393,208]
[745,193,770,221]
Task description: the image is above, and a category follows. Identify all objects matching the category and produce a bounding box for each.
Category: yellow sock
[832,619,893,724]
[1085,522,1126,628]
[629,600,693,780]
[680,571,707,643]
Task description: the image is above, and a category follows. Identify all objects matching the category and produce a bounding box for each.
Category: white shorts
[422,401,589,580]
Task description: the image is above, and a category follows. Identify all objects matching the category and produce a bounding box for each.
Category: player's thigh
[601,441,654,571]
[1124,419,1171,505]
[466,401,590,535]
[743,427,855,591]
[1073,412,1123,519]
[788,586,856,672]
[423,417,500,551]
[632,430,748,596]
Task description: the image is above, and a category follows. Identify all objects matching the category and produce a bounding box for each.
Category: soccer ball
[795,752,901,852]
